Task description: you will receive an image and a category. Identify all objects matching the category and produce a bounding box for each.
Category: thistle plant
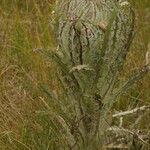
[41,0,149,149]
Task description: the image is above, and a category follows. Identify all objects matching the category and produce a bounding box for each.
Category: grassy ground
[0,0,149,149]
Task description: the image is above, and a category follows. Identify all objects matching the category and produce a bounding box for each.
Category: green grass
[0,0,149,149]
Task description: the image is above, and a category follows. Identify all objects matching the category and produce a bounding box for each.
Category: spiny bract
[53,0,134,69]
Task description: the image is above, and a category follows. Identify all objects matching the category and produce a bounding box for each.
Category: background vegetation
[0,0,149,149]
